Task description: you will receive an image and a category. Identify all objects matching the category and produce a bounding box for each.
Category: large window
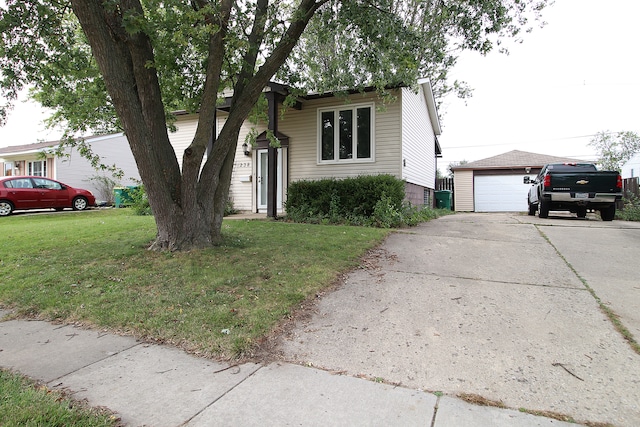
[28,160,47,177]
[319,104,373,163]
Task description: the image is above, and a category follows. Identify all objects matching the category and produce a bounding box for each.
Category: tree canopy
[589,131,640,172]
[0,0,551,250]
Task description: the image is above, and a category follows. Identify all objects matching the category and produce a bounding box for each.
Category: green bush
[286,175,404,219]
[129,185,152,216]
[285,175,448,227]
[617,194,640,221]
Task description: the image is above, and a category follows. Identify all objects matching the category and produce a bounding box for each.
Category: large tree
[0,0,550,251]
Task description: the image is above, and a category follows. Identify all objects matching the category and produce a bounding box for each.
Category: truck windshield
[547,164,597,173]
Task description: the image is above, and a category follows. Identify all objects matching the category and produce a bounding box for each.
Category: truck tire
[576,207,587,218]
[600,205,615,221]
[538,199,549,218]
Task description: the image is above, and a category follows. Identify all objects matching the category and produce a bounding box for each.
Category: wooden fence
[436,177,454,191]
[436,177,454,210]
[623,177,639,199]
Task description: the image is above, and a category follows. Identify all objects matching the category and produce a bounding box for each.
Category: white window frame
[317,103,375,164]
[28,160,47,177]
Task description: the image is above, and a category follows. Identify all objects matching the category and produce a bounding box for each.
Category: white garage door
[474,175,528,212]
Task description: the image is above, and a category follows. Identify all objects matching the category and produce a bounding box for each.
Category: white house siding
[400,86,436,190]
[622,152,640,179]
[169,114,199,166]
[284,91,402,183]
[453,170,474,211]
[170,113,261,212]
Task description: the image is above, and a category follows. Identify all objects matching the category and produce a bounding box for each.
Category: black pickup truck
[526,163,622,221]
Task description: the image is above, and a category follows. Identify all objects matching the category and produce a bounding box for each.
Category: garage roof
[452,150,582,171]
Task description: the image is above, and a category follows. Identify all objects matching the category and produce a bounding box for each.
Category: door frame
[256,148,285,213]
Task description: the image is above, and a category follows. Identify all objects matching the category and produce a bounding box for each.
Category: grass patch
[0,369,120,426]
[0,209,390,359]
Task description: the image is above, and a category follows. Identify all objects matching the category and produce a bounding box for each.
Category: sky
[437,0,640,174]
[1,0,639,175]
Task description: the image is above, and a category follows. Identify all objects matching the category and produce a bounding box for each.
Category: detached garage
[451,150,581,212]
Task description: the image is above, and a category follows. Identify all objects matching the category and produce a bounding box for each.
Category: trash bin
[434,190,452,210]
[113,186,137,208]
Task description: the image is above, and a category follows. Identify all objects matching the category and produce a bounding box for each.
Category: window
[33,178,61,190]
[28,160,47,177]
[6,178,33,189]
[319,104,373,163]
[4,162,13,176]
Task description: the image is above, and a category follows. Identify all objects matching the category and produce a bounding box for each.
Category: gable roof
[0,134,124,158]
[0,140,59,155]
[452,150,583,171]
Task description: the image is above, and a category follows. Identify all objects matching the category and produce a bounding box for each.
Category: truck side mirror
[523,176,531,184]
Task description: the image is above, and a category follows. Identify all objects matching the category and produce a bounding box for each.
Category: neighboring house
[451,150,581,212]
[0,133,140,202]
[621,152,640,179]
[170,80,442,214]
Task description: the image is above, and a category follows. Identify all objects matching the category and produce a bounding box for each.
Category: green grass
[0,369,120,426]
[0,209,390,358]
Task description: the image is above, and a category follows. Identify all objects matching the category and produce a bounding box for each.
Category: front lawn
[0,209,389,359]
[0,369,120,426]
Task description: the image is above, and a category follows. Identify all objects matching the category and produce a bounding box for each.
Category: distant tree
[448,160,469,177]
[0,0,550,251]
[589,131,640,171]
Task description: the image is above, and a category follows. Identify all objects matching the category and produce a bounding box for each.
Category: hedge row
[285,175,405,219]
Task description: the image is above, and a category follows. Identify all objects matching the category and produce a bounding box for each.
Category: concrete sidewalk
[0,310,574,426]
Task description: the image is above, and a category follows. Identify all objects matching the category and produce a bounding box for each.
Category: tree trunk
[70,0,323,251]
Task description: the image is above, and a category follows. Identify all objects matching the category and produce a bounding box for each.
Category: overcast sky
[2,0,639,176]
[437,0,640,174]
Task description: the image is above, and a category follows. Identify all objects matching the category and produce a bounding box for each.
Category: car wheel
[528,201,537,216]
[0,200,14,216]
[600,205,615,221]
[72,197,88,211]
[576,207,587,218]
[538,199,549,218]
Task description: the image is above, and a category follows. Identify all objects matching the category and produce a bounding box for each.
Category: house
[451,150,581,212]
[170,80,442,215]
[0,133,140,202]
[621,152,640,179]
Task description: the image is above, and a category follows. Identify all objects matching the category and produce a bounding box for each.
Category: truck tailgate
[550,172,621,193]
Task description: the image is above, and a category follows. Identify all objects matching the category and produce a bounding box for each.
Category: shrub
[129,185,152,216]
[87,175,118,205]
[285,175,449,227]
[617,194,640,221]
[224,198,239,216]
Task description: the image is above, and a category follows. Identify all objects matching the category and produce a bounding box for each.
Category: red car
[0,176,96,216]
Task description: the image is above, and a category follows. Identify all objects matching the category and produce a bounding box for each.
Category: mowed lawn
[0,209,390,359]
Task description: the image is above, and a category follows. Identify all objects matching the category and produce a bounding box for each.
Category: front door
[257,149,283,213]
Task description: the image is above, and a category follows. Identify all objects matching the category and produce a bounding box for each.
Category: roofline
[418,79,441,136]
[0,133,125,157]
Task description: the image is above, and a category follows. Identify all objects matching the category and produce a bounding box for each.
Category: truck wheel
[576,207,587,218]
[538,199,549,218]
[600,205,615,221]
[528,201,537,216]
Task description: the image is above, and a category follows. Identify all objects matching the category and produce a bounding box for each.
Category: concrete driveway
[278,212,640,427]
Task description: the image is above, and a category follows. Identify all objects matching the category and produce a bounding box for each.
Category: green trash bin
[114,186,137,208]
[435,190,452,210]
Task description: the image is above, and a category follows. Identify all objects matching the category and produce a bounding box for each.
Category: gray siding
[55,134,140,199]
